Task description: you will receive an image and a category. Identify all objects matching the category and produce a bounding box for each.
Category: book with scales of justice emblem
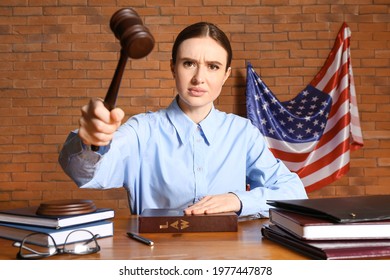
[138,209,238,233]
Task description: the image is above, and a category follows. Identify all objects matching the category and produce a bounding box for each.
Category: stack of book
[0,200,114,246]
[261,195,390,260]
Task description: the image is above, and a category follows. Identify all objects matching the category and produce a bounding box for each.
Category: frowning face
[171,36,231,122]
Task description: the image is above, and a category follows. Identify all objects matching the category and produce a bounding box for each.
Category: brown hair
[171,22,232,71]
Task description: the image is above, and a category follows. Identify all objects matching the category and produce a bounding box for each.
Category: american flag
[246,23,363,192]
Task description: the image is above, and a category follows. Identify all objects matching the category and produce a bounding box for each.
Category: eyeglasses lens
[20,233,57,259]
[63,230,100,255]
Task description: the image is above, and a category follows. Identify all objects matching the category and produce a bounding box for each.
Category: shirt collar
[167,97,218,145]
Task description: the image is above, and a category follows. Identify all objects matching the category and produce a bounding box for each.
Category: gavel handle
[91,49,128,151]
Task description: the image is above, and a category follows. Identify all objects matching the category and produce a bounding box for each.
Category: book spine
[139,215,237,233]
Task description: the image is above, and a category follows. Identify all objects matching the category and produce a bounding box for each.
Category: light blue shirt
[59,97,307,218]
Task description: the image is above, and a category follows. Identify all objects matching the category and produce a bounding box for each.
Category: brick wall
[1,1,389,216]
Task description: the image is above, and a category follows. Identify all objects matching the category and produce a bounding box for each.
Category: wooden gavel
[91,8,154,151]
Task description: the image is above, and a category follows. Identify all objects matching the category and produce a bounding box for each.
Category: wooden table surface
[0,216,307,260]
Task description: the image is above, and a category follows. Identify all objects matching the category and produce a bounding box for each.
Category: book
[267,195,390,223]
[138,209,238,233]
[0,220,113,246]
[0,206,114,229]
[269,208,390,240]
[261,224,390,260]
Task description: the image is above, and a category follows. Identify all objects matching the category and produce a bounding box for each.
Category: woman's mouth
[188,87,207,96]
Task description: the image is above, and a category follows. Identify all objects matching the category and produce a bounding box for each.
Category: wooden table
[0,216,307,260]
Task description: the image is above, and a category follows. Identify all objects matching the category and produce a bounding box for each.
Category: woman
[59,22,307,218]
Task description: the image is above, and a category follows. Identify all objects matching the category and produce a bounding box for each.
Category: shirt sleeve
[233,125,308,218]
[58,116,145,191]
[58,131,105,187]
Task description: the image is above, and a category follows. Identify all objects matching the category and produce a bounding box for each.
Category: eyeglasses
[13,229,101,259]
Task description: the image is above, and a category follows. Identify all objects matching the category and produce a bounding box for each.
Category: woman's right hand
[78,98,125,147]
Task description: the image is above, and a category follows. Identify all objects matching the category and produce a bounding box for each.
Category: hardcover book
[0,206,114,229]
[267,195,390,223]
[138,209,238,233]
[0,220,113,246]
[261,224,390,260]
[269,208,390,240]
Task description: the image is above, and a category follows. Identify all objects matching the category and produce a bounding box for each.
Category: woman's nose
[191,66,205,84]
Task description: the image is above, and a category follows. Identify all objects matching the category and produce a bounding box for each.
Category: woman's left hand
[184,193,241,215]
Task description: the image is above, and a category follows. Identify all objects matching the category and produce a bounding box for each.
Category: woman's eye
[183,61,196,68]
[209,64,220,70]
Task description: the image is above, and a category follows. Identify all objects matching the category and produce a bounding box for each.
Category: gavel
[91,8,154,151]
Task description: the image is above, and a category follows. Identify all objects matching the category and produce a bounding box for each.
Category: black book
[267,195,390,223]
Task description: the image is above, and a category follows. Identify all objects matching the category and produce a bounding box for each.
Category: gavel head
[110,8,155,59]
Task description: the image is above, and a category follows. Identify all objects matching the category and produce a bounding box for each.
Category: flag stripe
[301,153,350,189]
[295,138,350,178]
[269,125,350,167]
[303,163,350,192]
[319,49,349,95]
[310,22,350,89]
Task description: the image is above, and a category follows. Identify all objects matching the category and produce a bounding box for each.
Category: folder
[267,195,390,223]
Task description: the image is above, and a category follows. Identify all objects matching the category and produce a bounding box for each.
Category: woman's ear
[223,67,232,84]
[170,59,175,78]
